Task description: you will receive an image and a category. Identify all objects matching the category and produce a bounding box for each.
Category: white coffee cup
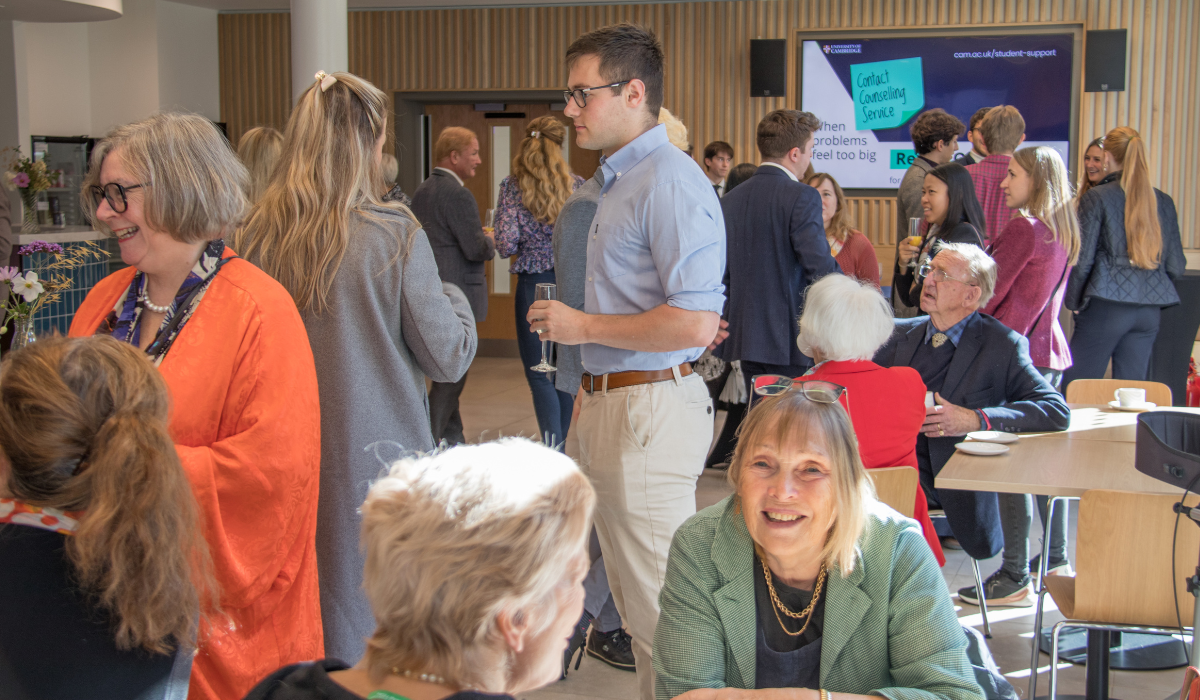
[925,391,936,408]
[1115,387,1146,407]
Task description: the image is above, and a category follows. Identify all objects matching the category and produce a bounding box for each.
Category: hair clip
[314,70,337,93]
[530,130,540,139]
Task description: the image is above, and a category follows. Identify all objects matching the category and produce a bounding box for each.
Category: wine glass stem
[541,339,550,366]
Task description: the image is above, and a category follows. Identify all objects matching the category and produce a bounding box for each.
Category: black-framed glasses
[89,182,145,214]
[917,261,976,286]
[563,80,631,109]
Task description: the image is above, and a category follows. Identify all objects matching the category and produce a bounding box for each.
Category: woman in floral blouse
[495,116,584,448]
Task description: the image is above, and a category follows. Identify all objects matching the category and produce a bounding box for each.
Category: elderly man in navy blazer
[411,126,494,445]
[715,110,840,389]
[875,242,1069,608]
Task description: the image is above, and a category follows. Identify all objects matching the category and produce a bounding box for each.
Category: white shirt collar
[760,161,799,182]
[434,167,464,187]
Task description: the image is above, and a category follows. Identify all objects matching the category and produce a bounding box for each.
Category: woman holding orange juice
[893,162,986,307]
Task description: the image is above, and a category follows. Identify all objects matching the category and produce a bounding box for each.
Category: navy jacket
[1066,173,1185,311]
[716,165,840,367]
[874,313,1071,560]
[410,170,495,321]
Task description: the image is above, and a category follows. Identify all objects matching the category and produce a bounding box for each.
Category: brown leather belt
[581,363,692,394]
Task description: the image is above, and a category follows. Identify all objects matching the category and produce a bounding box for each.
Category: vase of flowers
[4,148,58,235]
[0,240,109,352]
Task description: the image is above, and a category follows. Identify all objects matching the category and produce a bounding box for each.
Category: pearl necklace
[139,294,172,314]
[392,668,445,685]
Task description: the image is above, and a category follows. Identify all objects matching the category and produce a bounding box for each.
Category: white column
[290,0,347,105]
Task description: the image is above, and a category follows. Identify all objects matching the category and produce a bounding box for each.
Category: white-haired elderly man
[874,242,1069,607]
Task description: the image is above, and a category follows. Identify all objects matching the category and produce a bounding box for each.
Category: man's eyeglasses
[563,80,631,109]
[89,182,145,214]
[917,261,976,286]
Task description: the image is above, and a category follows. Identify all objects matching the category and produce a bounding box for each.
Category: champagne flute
[483,208,495,235]
[530,283,557,373]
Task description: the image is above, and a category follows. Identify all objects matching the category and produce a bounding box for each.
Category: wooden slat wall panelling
[218,12,290,147]
[222,0,1199,251]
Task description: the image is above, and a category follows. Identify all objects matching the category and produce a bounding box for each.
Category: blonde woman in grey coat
[233,70,477,664]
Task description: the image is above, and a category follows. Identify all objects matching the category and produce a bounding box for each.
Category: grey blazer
[552,169,602,395]
[410,170,496,321]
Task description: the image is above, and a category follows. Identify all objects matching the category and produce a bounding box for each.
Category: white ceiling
[172,0,706,10]
[0,0,121,22]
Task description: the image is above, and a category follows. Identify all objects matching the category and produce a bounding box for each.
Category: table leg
[1085,629,1111,700]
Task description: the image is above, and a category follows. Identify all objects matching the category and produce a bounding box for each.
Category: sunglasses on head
[751,375,848,408]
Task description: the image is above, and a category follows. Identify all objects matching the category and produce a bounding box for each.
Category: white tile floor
[460,357,1187,700]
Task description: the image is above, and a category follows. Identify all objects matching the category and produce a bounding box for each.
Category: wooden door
[424,103,601,342]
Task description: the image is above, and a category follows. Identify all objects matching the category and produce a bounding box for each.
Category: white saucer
[966,430,1019,444]
[954,441,1010,456]
[1108,400,1156,412]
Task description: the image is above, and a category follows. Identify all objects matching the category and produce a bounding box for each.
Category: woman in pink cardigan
[986,147,1081,385]
[982,145,1081,589]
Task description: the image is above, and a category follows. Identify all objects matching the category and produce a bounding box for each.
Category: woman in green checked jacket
[653,386,983,700]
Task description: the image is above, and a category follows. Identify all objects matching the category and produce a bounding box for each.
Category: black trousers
[1063,298,1162,385]
[429,371,469,446]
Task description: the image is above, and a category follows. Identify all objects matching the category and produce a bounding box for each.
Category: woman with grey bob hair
[801,274,945,563]
[69,111,325,698]
[245,438,597,700]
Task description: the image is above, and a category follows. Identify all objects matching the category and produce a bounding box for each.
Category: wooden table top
[934,404,1200,498]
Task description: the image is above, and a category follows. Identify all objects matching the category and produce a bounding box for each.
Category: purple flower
[0,267,17,283]
[18,241,65,256]
[11,173,29,188]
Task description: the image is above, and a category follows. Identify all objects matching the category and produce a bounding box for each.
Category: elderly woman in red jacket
[796,274,943,565]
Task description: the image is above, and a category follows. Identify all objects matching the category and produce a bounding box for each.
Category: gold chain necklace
[761,557,827,637]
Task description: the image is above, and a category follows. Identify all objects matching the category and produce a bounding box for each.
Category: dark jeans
[430,372,468,446]
[741,359,815,406]
[998,493,1069,578]
[1063,298,1162,385]
[516,271,573,448]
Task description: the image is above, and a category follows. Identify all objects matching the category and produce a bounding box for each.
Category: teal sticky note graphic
[890,149,917,169]
[851,58,925,131]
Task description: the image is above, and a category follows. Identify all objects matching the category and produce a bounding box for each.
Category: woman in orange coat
[69,112,323,700]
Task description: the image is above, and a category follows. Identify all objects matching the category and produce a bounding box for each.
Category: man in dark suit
[875,242,1069,608]
[410,126,494,445]
[715,109,839,390]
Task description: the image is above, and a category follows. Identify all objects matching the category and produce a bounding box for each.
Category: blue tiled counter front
[13,226,115,337]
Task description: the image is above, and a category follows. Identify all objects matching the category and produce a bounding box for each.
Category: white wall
[156,0,219,121]
[19,23,92,139]
[87,0,160,136]
[10,0,219,145]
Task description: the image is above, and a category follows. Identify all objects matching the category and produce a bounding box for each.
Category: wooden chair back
[867,466,918,519]
[1064,379,1172,406]
[1072,489,1200,626]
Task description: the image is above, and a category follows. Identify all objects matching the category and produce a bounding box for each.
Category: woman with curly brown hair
[494,115,584,448]
[0,335,216,699]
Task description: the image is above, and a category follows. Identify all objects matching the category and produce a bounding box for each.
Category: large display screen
[800,34,1074,188]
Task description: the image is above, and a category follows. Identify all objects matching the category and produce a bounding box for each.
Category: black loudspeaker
[750,39,787,97]
[1085,29,1127,92]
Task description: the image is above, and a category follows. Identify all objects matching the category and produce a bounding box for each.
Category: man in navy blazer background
[715,109,840,390]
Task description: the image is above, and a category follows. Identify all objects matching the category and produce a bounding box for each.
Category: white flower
[15,271,43,302]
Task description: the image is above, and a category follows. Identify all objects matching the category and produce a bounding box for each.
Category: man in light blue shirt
[528,23,725,700]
